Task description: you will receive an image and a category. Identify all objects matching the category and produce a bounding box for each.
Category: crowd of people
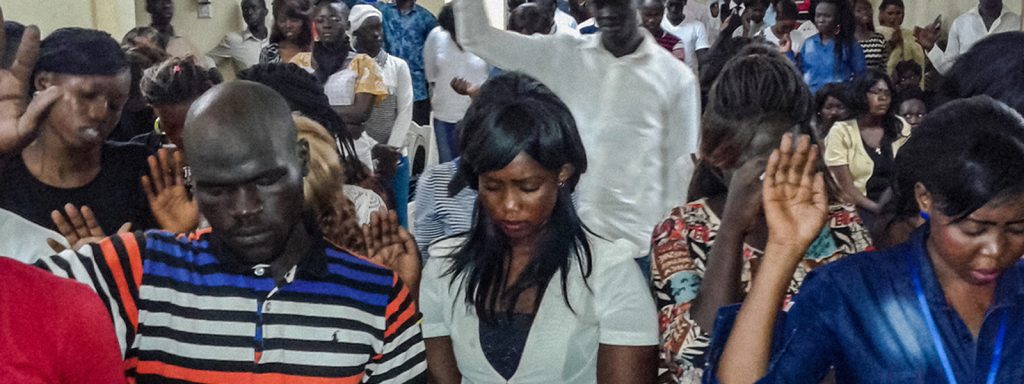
[2,0,1024,383]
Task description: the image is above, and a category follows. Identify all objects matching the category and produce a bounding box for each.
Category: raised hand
[913,22,940,50]
[0,9,63,155]
[141,148,199,233]
[363,210,421,298]
[48,204,131,252]
[762,133,829,253]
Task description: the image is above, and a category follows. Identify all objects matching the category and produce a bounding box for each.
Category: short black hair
[889,96,1024,219]
[776,0,798,20]
[878,0,904,11]
[35,28,127,78]
[893,59,922,77]
[438,4,455,35]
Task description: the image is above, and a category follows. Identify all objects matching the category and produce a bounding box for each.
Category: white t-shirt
[423,27,491,123]
[554,8,578,31]
[421,236,658,383]
[662,16,711,73]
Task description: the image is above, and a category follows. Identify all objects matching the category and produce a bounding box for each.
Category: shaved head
[184,81,309,264]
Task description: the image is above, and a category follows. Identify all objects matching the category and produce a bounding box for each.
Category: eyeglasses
[867,89,892,98]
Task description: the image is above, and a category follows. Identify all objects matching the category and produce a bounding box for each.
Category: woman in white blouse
[420,72,658,384]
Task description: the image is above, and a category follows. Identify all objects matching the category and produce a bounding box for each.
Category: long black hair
[939,32,1024,115]
[887,96,1024,221]
[848,69,904,140]
[270,0,313,48]
[446,72,592,322]
[238,63,370,185]
[811,0,858,73]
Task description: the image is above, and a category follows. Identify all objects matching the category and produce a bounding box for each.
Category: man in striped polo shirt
[35,82,426,383]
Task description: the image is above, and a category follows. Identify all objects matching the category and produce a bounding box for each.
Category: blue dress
[797,35,867,93]
[704,226,1024,383]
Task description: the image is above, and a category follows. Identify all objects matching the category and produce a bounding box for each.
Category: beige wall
[4,0,97,35]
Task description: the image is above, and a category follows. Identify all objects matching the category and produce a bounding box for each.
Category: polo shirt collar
[242,29,267,42]
[967,6,1015,22]
[207,218,330,280]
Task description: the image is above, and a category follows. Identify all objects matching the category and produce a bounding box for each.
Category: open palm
[762,133,830,253]
[0,10,62,154]
[141,148,200,233]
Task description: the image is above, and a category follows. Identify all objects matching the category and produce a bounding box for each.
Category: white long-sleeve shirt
[423,27,490,123]
[927,6,1022,75]
[455,0,701,259]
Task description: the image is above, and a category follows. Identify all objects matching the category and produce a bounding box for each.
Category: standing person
[454,0,701,269]
[731,0,770,38]
[207,0,270,73]
[145,0,207,67]
[424,4,489,163]
[796,0,865,93]
[0,28,157,234]
[825,70,911,222]
[259,0,313,64]
[532,0,581,35]
[421,72,658,384]
[662,0,711,72]
[852,0,888,72]
[351,4,414,228]
[875,0,925,84]
[34,81,427,383]
[378,0,436,126]
[917,0,1022,75]
[716,96,1024,384]
[755,0,805,55]
[651,50,871,384]
[641,0,686,60]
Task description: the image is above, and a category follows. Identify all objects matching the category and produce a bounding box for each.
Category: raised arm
[717,134,829,383]
[453,0,565,85]
[0,15,62,168]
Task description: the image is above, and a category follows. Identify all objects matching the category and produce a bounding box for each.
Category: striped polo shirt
[36,229,426,383]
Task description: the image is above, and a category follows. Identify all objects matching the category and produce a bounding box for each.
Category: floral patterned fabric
[650,198,873,383]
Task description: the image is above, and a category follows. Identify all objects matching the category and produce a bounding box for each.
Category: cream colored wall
[4,0,96,35]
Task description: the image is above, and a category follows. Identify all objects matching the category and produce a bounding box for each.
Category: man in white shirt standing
[454,0,701,266]
[917,0,1022,75]
[207,0,270,73]
[663,0,711,72]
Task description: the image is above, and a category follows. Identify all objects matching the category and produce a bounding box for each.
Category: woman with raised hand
[718,96,1024,383]
[651,47,871,383]
[420,72,658,384]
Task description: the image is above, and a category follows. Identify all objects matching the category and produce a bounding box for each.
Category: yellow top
[824,117,912,196]
[289,52,388,105]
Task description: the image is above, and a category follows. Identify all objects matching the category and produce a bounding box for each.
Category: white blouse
[421,236,659,383]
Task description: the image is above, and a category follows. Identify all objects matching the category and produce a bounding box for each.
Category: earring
[919,211,930,221]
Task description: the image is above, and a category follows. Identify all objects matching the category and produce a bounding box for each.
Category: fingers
[172,149,186,186]
[117,222,133,234]
[10,25,40,86]
[50,209,77,242]
[79,205,105,238]
[47,238,68,254]
[764,149,780,191]
[785,135,810,186]
[141,175,156,202]
[63,204,89,237]
[147,152,166,192]
[773,133,793,187]
[158,148,175,189]
[17,85,62,143]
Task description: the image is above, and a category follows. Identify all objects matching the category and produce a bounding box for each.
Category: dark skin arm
[424,337,461,384]
[695,48,710,66]
[597,345,658,384]
[332,93,376,137]
[0,13,62,170]
[829,165,882,213]
[689,157,767,333]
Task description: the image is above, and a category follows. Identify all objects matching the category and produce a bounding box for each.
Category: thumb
[118,222,133,234]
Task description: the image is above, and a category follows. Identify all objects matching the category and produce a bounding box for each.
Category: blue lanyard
[909,253,1008,384]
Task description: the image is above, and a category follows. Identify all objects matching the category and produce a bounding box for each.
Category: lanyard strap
[909,254,1008,384]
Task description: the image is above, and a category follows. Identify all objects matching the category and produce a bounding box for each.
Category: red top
[0,257,125,383]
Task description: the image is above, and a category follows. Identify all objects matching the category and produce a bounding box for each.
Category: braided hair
[294,115,367,254]
[237,63,370,185]
[140,56,219,106]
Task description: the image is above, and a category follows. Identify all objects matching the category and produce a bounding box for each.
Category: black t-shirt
[0,142,158,234]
